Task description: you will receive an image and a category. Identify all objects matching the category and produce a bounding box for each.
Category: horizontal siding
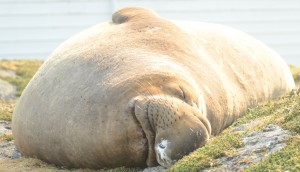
[1,41,60,56]
[0,0,299,66]
[159,10,300,23]
[113,0,300,11]
[0,27,86,42]
[0,1,111,15]
[0,0,112,59]
[0,14,110,29]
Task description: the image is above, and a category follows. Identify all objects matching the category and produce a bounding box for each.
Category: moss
[289,64,300,84]
[167,133,243,172]
[0,99,14,121]
[281,98,300,133]
[0,60,43,97]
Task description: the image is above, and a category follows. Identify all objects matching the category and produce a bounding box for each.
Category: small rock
[0,79,16,101]
[5,125,11,130]
[0,69,16,78]
[11,149,22,159]
[263,125,276,132]
[232,118,261,132]
[142,166,165,172]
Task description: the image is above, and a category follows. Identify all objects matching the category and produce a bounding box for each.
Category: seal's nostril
[159,143,166,149]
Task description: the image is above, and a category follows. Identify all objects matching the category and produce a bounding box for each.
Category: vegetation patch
[0,133,13,142]
[0,60,43,97]
[290,64,300,84]
[244,136,300,172]
[0,99,14,121]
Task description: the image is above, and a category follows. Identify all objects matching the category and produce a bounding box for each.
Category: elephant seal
[12,7,295,168]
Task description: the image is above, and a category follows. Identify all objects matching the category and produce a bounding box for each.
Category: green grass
[0,61,299,171]
[167,133,244,172]
[0,99,14,121]
[290,64,300,84]
[0,60,43,97]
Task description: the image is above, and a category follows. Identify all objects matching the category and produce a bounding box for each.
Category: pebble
[142,166,165,172]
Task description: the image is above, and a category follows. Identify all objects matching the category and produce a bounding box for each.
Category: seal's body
[12,7,295,168]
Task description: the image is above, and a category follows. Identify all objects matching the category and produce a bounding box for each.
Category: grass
[0,133,13,142]
[0,60,43,97]
[0,61,299,171]
[0,99,14,121]
[290,64,300,84]
[166,133,244,171]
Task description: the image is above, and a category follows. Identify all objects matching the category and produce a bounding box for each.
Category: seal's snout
[131,95,211,167]
[154,107,210,167]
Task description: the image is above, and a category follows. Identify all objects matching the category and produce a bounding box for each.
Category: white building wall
[0,0,299,65]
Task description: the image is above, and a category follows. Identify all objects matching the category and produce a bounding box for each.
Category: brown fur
[12,7,295,168]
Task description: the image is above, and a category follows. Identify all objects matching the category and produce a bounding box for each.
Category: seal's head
[152,96,211,167]
[130,74,211,167]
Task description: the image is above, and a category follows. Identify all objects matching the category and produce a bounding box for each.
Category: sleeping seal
[12,7,295,168]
